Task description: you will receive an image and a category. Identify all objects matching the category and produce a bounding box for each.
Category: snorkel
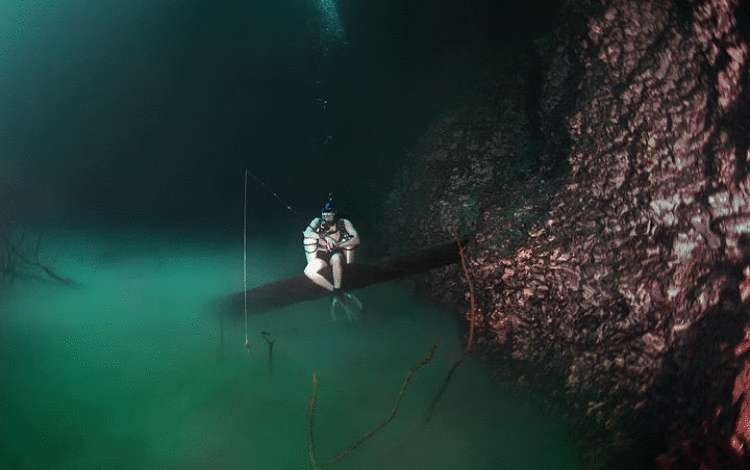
[320,193,337,229]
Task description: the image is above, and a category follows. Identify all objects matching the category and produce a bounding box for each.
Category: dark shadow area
[2,0,563,233]
[629,277,748,469]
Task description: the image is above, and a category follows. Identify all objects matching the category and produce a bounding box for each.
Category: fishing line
[245,169,296,214]
[243,169,301,351]
[243,170,250,350]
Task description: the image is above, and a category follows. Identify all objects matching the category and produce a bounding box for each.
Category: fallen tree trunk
[221,239,467,314]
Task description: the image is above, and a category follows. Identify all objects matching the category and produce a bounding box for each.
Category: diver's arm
[303,218,322,239]
[303,218,322,253]
[336,219,360,249]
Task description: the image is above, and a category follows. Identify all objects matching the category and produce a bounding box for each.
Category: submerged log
[222,239,466,314]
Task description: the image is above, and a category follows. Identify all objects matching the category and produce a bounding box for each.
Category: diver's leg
[330,252,344,289]
[341,300,360,322]
[304,259,334,291]
[329,296,340,321]
[330,295,353,321]
[343,291,363,311]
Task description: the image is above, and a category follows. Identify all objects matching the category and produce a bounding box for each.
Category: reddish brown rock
[384,0,750,467]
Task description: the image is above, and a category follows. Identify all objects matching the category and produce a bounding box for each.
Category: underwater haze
[0,231,580,469]
[1,0,578,469]
[1,0,557,228]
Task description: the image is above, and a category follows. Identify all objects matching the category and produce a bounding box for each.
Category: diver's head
[321,195,336,223]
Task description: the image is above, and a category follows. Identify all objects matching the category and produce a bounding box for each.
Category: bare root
[425,236,478,423]
[0,231,77,286]
[307,340,440,469]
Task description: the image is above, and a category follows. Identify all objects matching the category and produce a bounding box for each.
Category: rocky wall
[384,0,750,467]
[485,0,749,467]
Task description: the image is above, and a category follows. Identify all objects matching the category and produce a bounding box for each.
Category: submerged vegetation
[0,230,75,286]
[0,184,74,286]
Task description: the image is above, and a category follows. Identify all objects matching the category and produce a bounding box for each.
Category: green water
[0,230,580,469]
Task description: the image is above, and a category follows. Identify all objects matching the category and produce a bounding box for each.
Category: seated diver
[302,195,363,320]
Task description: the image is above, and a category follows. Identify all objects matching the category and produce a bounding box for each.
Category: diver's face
[321,211,336,223]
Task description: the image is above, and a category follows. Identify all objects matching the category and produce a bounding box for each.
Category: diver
[302,194,363,320]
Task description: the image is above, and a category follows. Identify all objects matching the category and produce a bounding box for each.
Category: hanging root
[425,236,478,423]
[456,236,478,352]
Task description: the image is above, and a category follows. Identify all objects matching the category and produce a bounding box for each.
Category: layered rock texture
[384,0,750,467]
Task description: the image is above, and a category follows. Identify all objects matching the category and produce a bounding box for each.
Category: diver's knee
[304,262,319,277]
[330,253,344,266]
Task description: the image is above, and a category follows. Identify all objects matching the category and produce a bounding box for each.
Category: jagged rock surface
[384,0,750,467]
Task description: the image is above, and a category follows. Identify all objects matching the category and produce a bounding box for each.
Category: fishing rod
[244,169,297,214]
[242,168,300,351]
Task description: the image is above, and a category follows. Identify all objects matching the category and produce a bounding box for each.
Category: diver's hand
[323,236,337,250]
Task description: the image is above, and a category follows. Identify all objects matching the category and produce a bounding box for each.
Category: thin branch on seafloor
[307,340,440,469]
[425,235,478,423]
[424,355,465,423]
[0,232,77,286]
[308,372,321,470]
[261,331,275,374]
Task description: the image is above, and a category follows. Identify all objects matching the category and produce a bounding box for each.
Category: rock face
[384,0,750,467]
[379,49,564,310]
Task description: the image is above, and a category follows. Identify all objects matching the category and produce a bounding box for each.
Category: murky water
[0,230,580,469]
